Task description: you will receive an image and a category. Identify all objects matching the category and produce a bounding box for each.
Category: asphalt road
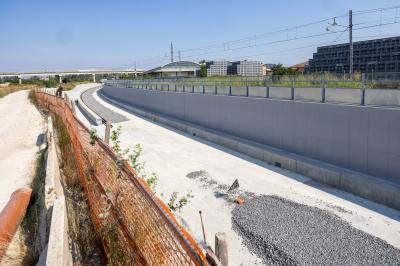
[80,87,127,123]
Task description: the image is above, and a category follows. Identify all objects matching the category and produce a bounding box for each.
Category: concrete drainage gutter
[76,92,102,125]
[37,116,72,266]
[99,90,400,211]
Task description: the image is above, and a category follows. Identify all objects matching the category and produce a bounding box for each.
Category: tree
[199,64,207,77]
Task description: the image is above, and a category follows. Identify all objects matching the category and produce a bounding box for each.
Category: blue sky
[1,0,400,72]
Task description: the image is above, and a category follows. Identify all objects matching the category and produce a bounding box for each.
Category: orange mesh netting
[36,91,208,266]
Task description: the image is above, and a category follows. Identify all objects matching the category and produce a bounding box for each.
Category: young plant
[167,191,194,212]
[89,128,97,145]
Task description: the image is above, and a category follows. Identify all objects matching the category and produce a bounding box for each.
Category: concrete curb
[37,117,72,266]
[99,89,400,211]
[77,91,102,125]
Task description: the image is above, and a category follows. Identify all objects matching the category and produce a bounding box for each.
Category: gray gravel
[232,195,400,265]
[81,87,128,123]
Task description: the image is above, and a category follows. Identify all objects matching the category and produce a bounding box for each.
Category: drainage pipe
[0,188,32,260]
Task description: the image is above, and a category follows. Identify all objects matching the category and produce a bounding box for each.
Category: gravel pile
[81,87,128,123]
[232,195,400,265]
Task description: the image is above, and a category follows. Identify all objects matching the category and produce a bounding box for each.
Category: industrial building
[144,61,200,78]
[206,60,263,76]
[307,36,400,73]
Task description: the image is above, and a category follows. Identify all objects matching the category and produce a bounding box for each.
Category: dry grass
[53,114,105,265]
[0,84,39,98]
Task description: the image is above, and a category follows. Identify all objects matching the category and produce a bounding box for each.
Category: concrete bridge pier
[18,76,22,85]
[92,73,96,83]
[58,75,62,84]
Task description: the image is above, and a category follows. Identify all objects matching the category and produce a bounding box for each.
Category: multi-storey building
[307,36,400,73]
[206,61,234,76]
[233,60,263,76]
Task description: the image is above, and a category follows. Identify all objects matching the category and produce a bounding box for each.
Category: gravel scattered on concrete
[232,195,400,265]
[81,87,128,123]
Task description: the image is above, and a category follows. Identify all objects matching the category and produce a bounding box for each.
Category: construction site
[1,2,400,266]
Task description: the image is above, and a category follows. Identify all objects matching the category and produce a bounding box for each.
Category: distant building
[307,36,400,73]
[234,60,263,76]
[262,63,275,76]
[144,61,200,78]
[206,61,234,76]
[289,61,309,73]
[205,60,263,77]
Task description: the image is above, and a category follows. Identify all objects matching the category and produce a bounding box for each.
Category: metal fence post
[361,73,366,106]
[291,76,295,100]
[321,74,326,103]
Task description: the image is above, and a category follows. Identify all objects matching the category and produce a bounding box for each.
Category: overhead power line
[133,5,400,68]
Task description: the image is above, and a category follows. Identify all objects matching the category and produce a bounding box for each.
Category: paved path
[78,88,400,265]
[0,90,44,209]
[81,87,127,123]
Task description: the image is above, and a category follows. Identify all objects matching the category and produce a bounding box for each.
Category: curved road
[81,87,127,123]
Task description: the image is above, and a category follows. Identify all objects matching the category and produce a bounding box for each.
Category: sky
[1,0,400,72]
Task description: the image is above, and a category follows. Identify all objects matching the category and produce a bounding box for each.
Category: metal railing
[104,73,400,107]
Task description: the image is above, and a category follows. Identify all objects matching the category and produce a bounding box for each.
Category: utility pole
[134,61,137,79]
[170,42,174,63]
[349,9,353,76]
[178,50,181,61]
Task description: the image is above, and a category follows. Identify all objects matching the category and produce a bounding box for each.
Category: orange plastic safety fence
[36,91,208,266]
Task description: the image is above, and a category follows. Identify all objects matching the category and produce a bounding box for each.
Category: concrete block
[77,97,102,125]
[269,87,292,100]
[217,86,230,95]
[231,86,247,96]
[263,149,297,172]
[339,171,400,210]
[237,142,264,160]
[248,87,267,98]
[325,88,362,104]
[365,89,400,107]
[204,86,216,94]
[294,87,322,102]
[193,85,204,94]
[296,160,341,187]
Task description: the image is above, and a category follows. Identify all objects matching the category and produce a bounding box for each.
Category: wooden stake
[215,232,228,266]
[104,121,111,145]
[199,210,207,246]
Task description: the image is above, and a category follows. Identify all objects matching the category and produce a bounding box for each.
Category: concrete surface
[294,87,322,102]
[325,88,362,104]
[81,87,127,123]
[101,85,400,184]
[99,90,400,210]
[0,90,44,210]
[78,88,400,265]
[269,86,292,99]
[366,89,400,107]
[45,196,72,266]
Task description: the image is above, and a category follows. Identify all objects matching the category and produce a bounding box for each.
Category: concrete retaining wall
[294,87,322,102]
[77,97,102,125]
[102,85,400,185]
[249,86,267,98]
[325,88,362,104]
[99,90,400,210]
[365,89,400,107]
[231,86,247,96]
[269,87,292,99]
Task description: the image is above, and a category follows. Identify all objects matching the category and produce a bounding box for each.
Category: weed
[89,128,97,145]
[109,126,194,212]
[167,191,194,212]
